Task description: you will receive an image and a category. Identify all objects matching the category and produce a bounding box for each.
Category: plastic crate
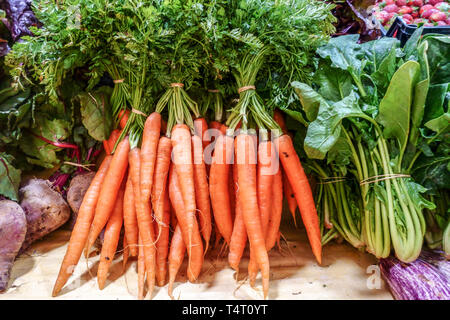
[383,16,450,46]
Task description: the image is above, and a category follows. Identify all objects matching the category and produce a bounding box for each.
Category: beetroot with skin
[66,172,95,230]
[19,179,70,252]
[0,200,27,292]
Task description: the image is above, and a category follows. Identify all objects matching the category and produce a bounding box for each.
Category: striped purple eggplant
[379,254,450,300]
[419,250,450,279]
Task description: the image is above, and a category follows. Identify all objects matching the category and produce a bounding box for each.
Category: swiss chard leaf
[291,81,325,122]
[19,117,71,168]
[411,156,450,193]
[376,60,420,153]
[313,62,353,103]
[0,152,21,201]
[75,86,113,142]
[304,91,365,160]
[423,35,450,85]
[316,34,365,88]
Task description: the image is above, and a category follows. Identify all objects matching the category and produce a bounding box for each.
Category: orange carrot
[137,235,146,300]
[171,124,196,255]
[273,109,288,134]
[152,136,172,287]
[129,147,156,298]
[168,164,204,282]
[103,140,111,155]
[209,120,222,131]
[236,133,270,299]
[275,134,322,264]
[283,169,297,227]
[266,167,283,251]
[194,117,209,150]
[192,134,212,253]
[228,161,247,272]
[229,165,236,223]
[85,137,129,256]
[219,124,228,135]
[257,139,276,238]
[167,224,186,298]
[161,119,168,135]
[140,112,161,235]
[209,134,234,244]
[123,234,129,273]
[155,182,171,286]
[170,202,178,230]
[213,224,222,249]
[123,173,138,257]
[108,129,122,152]
[248,245,258,287]
[97,182,125,290]
[52,155,112,296]
[118,110,130,130]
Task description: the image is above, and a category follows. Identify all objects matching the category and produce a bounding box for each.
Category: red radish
[430,11,447,22]
[396,0,407,6]
[399,6,413,14]
[385,4,400,12]
[402,13,413,22]
[411,0,423,6]
[377,11,391,23]
[419,4,434,15]
[411,11,419,18]
[422,8,439,19]
[388,12,397,20]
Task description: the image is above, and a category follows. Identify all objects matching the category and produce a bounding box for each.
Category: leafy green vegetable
[289,28,450,261]
[0,152,21,200]
[376,60,420,159]
[76,86,113,142]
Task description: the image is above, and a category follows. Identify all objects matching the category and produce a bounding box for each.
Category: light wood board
[0,222,393,300]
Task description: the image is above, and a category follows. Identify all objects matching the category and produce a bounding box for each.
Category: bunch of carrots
[52,97,322,300]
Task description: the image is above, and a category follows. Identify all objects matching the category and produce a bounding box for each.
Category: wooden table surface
[0,222,393,300]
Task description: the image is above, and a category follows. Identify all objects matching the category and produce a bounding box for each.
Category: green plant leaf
[314,62,353,102]
[0,153,21,201]
[376,60,420,152]
[291,81,326,122]
[304,91,364,159]
[76,86,113,142]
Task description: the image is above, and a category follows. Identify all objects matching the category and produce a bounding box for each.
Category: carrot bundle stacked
[47,0,335,300]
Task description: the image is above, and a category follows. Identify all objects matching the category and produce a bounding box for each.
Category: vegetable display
[290,29,449,263]
[0,0,448,301]
[374,0,450,27]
